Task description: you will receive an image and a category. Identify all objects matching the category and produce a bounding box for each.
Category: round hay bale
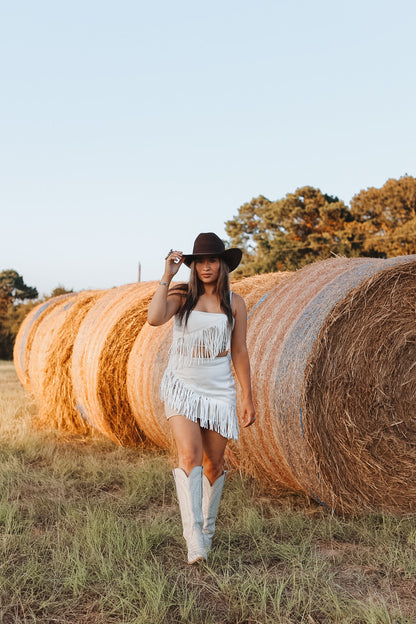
[242,255,416,513]
[37,290,105,434]
[13,293,76,390]
[126,272,290,450]
[302,258,416,514]
[71,282,158,446]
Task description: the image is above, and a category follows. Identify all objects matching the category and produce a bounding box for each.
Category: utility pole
[138,262,141,282]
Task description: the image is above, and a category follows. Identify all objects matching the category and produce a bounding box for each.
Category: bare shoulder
[231,292,247,316]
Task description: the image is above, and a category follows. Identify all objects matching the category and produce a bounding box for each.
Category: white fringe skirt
[160,355,239,441]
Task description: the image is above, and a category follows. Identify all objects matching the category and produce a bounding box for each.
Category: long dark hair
[168,257,233,327]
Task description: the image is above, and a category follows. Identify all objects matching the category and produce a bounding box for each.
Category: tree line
[225,175,416,277]
[1,175,415,359]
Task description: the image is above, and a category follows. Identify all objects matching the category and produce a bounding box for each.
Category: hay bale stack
[38,290,105,433]
[13,256,415,513]
[13,294,76,390]
[242,255,416,513]
[126,273,289,450]
[71,282,158,445]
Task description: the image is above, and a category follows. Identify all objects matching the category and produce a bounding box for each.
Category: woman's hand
[164,250,184,281]
[241,397,256,428]
[147,249,184,326]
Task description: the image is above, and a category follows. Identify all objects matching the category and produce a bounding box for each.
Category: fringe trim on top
[160,369,239,441]
[170,318,231,367]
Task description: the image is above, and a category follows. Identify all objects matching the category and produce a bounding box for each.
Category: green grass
[0,360,415,623]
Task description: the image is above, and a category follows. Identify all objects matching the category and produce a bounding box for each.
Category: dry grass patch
[1,361,415,624]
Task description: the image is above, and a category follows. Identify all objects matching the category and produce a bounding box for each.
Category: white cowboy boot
[172,466,207,564]
[202,471,226,553]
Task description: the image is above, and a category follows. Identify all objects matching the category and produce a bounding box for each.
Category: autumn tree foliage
[346,176,416,257]
[226,176,416,277]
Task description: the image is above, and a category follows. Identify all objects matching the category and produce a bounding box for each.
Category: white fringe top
[169,309,233,367]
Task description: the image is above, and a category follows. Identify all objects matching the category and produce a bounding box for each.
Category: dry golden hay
[242,255,416,513]
[227,271,294,474]
[13,293,76,390]
[231,272,292,309]
[37,290,105,434]
[71,282,158,446]
[96,285,158,444]
[127,318,174,449]
[126,273,289,451]
[27,296,81,401]
[302,258,416,514]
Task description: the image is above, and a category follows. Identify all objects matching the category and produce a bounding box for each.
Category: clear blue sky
[1,0,415,295]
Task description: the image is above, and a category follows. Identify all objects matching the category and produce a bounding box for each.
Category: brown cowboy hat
[183,232,242,272]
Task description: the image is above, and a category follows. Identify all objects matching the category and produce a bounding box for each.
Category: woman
[147,232,256,564]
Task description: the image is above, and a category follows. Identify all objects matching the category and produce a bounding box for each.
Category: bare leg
[169,415,207,563]
[201,427,228,484]
[169,415,203,475]
[200,427,228,552]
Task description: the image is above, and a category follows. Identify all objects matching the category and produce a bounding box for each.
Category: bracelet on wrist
[159,281,169,287]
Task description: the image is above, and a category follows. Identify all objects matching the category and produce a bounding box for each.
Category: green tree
[0,270,38,309]
[0,270,38,359]
[0,300,39,359]
[226,186,353,276]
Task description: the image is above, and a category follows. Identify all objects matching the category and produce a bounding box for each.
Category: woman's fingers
[242,410,256,428]
[165,250,184,276]
[167,250,183,264]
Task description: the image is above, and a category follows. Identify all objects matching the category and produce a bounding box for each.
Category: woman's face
[195,256,220,285]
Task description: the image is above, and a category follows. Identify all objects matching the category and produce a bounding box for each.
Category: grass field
[0,360,415,623]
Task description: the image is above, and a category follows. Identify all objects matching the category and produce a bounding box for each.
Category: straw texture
[27,297,79,402]
[227,272,294,471]
[71,283,158,445]
[242,255,416,511]
[38,290,105,433]
[13,294,76,390]
[127,315,174,448]
[302,258,416,513]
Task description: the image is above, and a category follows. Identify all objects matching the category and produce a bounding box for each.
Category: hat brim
[183,248,242,272]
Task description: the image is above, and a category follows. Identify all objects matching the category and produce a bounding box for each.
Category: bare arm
[230,293,256,428]
[147,250,185,326]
